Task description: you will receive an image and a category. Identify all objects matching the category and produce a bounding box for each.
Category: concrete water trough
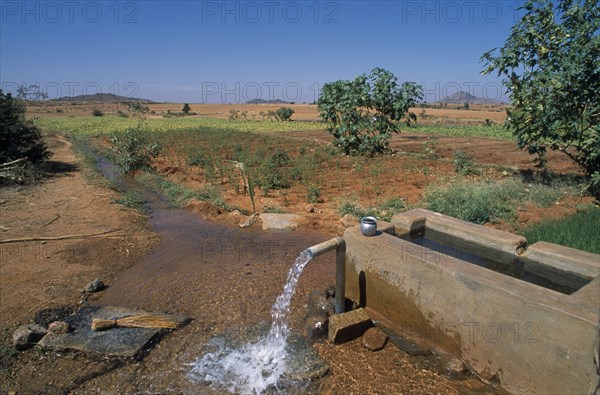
[341,208,600,394]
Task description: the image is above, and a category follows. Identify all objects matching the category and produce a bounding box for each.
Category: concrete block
[328,308,373,344]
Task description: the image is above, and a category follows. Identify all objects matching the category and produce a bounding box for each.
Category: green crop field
[35,115,515,141]
[409,124,512,140]
[35,116,325,136]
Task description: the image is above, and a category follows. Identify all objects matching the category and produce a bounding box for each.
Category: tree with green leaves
[0,90,49,164]
[318,68,422,156]
[482,0,600,195]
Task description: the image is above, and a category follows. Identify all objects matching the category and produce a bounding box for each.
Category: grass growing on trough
[520,206,600,254]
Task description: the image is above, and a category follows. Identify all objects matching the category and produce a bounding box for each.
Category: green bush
[454,150,479,175]
[110,128,161,173]
[91,109,103,117]
[275,107,294,121]
[0,90,49,165]
[306,184,321,203]
[260,149,293,194]
[182,103,191,114]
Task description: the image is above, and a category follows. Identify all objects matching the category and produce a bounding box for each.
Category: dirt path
[0,135,158,392]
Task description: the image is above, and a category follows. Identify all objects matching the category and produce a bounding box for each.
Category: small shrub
[187,148,210,167]
[91,109,103,117]
[423,138,438,159]
[110,128,161,173]
[229,109,239,120]
[182,103,191,114]
[306,184,321,203]
[454,150,479,175]
[260,149,293,194]
[128,102,149,114]
[275,107,294,121]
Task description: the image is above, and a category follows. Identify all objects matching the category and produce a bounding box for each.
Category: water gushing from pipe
[187,249,314,394]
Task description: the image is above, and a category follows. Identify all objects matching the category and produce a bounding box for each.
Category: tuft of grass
[338,197,405,221]
[424,177,582,225]
[137,173,226,209]
[114,191,146,212]
[520,206,600,254]
[262,206,288,214]
[425,180,516,224]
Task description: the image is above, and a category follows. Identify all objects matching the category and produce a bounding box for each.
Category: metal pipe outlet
[307,236,346,314]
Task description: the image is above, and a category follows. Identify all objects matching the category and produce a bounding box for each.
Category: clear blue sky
[1,1,525,103]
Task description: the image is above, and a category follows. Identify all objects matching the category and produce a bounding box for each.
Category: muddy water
[93,155,335,393]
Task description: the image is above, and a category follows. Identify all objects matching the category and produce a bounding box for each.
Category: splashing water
[187,249,314,394]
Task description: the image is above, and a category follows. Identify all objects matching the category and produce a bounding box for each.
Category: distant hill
[51,93,153,103]
[440,91,500,105]
[245,98,289,104]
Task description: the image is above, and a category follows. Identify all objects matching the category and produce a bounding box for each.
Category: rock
[260,213,301,231]
[325,285,335,299]
[362,327,388,351]
[328,308,373,344]
[445,358,469,379]
[239,213,258,228]
[48,321,70,335]
[305,314,328,341]
[339,214,358,228]
[13,324,48,351]
[38,305,190,357]
[228,209,241,218]
[305,205,315,213]
[84,278,105,293]
[283,335,330,381]
[307,290,335,317]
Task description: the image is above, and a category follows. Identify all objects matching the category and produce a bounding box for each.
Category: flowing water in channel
[187,249,314,394]
[88,146,331,393]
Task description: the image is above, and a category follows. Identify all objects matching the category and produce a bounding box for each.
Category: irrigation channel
[90,148,335,393]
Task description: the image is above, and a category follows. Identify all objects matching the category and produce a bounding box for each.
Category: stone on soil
[328,308,373,344]
[339,214,358,228]
[84,278,105,293]
[362,327,388,351]
[260,213,301,231]
[38,305,189,357]
[305,314,328,341]
[48,321,70,334]
[13,324,48,351]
